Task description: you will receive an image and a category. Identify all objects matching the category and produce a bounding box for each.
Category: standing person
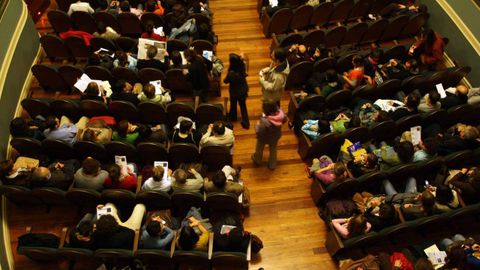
[224,53,249,129]
[184,49,210,102]
[259,48,290,105]
[251,102,286,170]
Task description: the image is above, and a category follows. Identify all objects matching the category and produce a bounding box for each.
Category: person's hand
[394,259,403,268]
[189,168,197,174]
[127,166,133,174]
[311,125,319,131]
[188,217,199,226]
[404,203,413,208]
[182,69,188,75]
[461,168,469,174]
[343,72,348,76]
[207,123,213,132]
[303,120,308,124]
[55,162,64,170]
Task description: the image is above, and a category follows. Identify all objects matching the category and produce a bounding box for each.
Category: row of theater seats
[48,9,211,37]
[19,224,250,270]
[296,103,480,161]
[21,98,226,128]
[311,150,479,205]
[32,61,220,96]
[269,13,428,51]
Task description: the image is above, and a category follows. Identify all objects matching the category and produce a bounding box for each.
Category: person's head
[404,92,421,110]
[460,126,479,140]
[347,214,368,238]
[192,1,201,13]
[415,258,434,270]
[179,120,193,134]
[82,157,101,175]
[178,225,199,250]
[173,168,188,184]
[325,69,338,83]
[146,220,163,236]
[31,167,51,183]
[420,190,435,214]
[82,128,98,142]
[436,185,454,205]
[77,219,94,238]
[271,48,287,63]
[117,120,130,138]
[378,203,396,221]
[97,21,107,34]
[10,117,30,137]
[98,0,108,10]
[107,163,121,184]
[0,160,14,177]
[445,244,468,269]
[212,121,226,135]
[114,79,132,93]
[85,82,100,98]
[396,141,414,163]
[146,45,158,59]
[373,110,390,123]
[421,137,439,156]
[145,0,157,12]
[427,90,441,105]
[364,153,378,168]
[333,162,346,178]
[95,214,118,236]
[456,84,469,96]
[212,170,227,188]
[143,83,156,99]
[426,29,436,47]
[198,23,210,39]
[352,55,364,67]
[115,51,128,67]
[120,0,131,12]
[262,102,278,116]
[45,115,59,130]
[228,53,246,74]
[171,50,182,67]
[145,22,155,35]
[405,59,418,71]
[152,165,165,182]
[369,49,382,63]
[183,49,197,62]
[228,227,245,249]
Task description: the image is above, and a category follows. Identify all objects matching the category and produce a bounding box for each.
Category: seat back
[360,19,388,44]
[135,250,173,270]
[138,102,168,125]
[395,114,423,133]
[94,11,121,32]
[140,12,165,28]
[264,8,293,37]
[109,101,139,122]
[74,141,108,162]
[200,145,232,171]
[115,36,138,53]
[173,250,210,270]
[71,11,97,33]
[303,29,324,49]
[32,64,69,93]
[341,22,367,46]
[445,66,472,88]
[112,66,139,84]
[325,89,351,109]
[85,65,115,83]
[381,15,409,42]
[31,187,70,207]
[21,98,51,119]
[166,102,196,127]
[400,13,428,38]
[58,65,84,93]
[50,99,82,122]
[374,79,402,99]
[138,68,166,85]
[79,99,109,117]
[137,142,169,165]
[348,0,373,21]
[47,10,73,34]
[166,39,189,55]
[329,0,354,24]
[191,39,214,55]
[206,192,240,213]
[211,252,248,270]
[10,138,43,158]
[368,120,397,142]
[0,185,41,205]
[285,61,313,90]
[171,191,205,218]
[324,26,346,48]
[117,12,142,37]
[65,36,91,61]
[278,33,303,48]
[66,188,102,211]
[165,69,193,96]
[40,35,72,62]
[196,103,224,128]
[42,139,78,160]
[101,189,136,209]
[290,5,313,31]
[90,37,118,52]
[313,57,336,73]
[105,141,138,163]
[310,2,333,27]
[168,143,200,169]
[136,190,171,210]
[379,45,406,64]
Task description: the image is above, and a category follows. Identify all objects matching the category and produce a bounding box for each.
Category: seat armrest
[59,227,68,248]
[136,175,142,194]
[223,97,228,116]
[169,231,177,257]
[194,96,200,110]
[208,232,214,260]
[246,235,252,261]
[394,204,405,223]
[133,229,140,252]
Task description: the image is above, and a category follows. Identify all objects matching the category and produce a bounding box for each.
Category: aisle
[208,0,337,268]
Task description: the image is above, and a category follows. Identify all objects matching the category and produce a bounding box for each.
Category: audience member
[103,163,138,191]
[177,207,210,251]
[172,119,199,145]
[68,0,94,15]
[309,157,348,185]
[30,160,79,190]
[343,55,370,90]
[93,22,120,40]
[110,80,140,105]
[112,120,140,145]
[141,212,174,249]
[10,117,45,140]
[199,121,234,148]
[43,115,88,145]
[81,82,107,103]
[74,157,109,191]
[441,85,469,110]
[137,83,172,105]
[113,51,138,71]
[259,48,289,105]
[119,0,143,17]
[418,90,441,113]
[332,214,371,239]
[68,213,95,249]
[141,165,172,192]
[224,53,250,129]
[204,166,243,195]
[171,168,204,192]
[137,45,169,72]
[141,22,166,42]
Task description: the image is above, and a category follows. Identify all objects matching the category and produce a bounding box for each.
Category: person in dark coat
[110,80,140,106]
[184,49,210,102]
[224,53,249,129]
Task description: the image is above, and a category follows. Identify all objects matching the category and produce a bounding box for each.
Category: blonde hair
[152,166,165,182]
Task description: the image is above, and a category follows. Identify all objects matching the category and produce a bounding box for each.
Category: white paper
[150,80,163,95]
[424,244,446,268]
[411,126,421,146]
[202,50,213,61]
[153,26,164,36]
[115,155,127,168]
[220,225,236,235]
[99,48,114,58]
[436,83,447,99]
[445,87,457,95]
[154,161,168,182]
[74,73,92,92]
[269,0,278,7]
[179,51,188,65]
[138,38,167,61]
[97,206,113,219]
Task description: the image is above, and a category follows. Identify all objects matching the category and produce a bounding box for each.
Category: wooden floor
[6,0,337,269]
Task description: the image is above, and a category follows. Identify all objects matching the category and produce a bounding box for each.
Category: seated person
[348,152,379,177]
[287,44,310,66]
[0,158,36,187]
[413,137,439,162]
[144,0,164,16]
[204,166,243,196]
[93,22,120,40]
[332,214,371,239]
[141,165,172,192]
[74,157,109,191]
[113,50,138,71]
[380,58,419,80]
[103,163,137,191]
[78,118,113,144]
[136,124,168,145]
[81,82,107,103]
[363,49,382,78]
[30,160,80,190]
[68,213,95,249]
[137,83,172,105]
[141,213,175,249]
[10,117,45,140]
[448,167,480,204]
[43,115,88,145]
[376,141,414,171]
[343,55,371,90]
[437,123,480,155]
[176,207,210,251]
[68,0,94,15]
[387,92,420,121]
[431,185,459,212]
[213,216,250,252]
[364,203,398,232]
[357,103,390,127]
[418,90,441,113]
[172,119,199,145]
[136,45,168,72]
[93,203,146,249]
[171,168,204,192]
[112,120,140,145]
[119,0,143,17]
[199,121,234,149]
[169,50,186,69]
[441,84,469,110]
[110,80,140,106]
[301,118,327,141]
[188,0,212,18]
[309,157,347,185]
[411,29,445,68]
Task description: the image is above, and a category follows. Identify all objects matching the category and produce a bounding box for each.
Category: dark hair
[96,215,118,236]
[78,220,93,237]
[422,137,438,156]
[228,53,246,76]
[198,23,210,40]
[325,69,338,83]
[333,162,346,177]
[114,79,128,93]
[273,48,287,62]
[146,220,162,236]
[145,22,155,36]
[420,190,435,215]
[173,169,188,183]
[426,29,436,47]
[117,120,129,138]
[213,121,226,135]
[97,22,107,34]
[171,50,182,67]
[428,90,441,105]
[365,153,378,169]
[415,258,434,270]
[146,45,157,59]
[85,82,100,98]
[228,227,245,250]
[352,55,363,67]
[378,203,396,222]
[107,164,122,185]
[213,170,227,188]
[179,120,193,133]
[192,1,201,13]
[262,102,278,116]
[183,49,198,62]
[115,51,128,67]
[0,160,14,177]
[82,158,101,175]
[347,214,368,238]
[143,83,156,99]
[98,0,108,10]
[82,128,97,142]
[138,124,152,139]
[370,48,382,60]
[120,0,131,12]
[45,115,58,130]
[145,0,157,12]
[436,185,454,205]
[10,117,31,137]
[445,244,468,270]
[396,141,414,163]
[178,225,199,250]
[405,92,421,110]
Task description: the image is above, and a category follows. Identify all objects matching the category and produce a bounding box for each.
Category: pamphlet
[411,126,422,146]
[220,225,236,235]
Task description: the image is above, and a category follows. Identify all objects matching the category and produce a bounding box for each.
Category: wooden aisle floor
[6,0,337,269]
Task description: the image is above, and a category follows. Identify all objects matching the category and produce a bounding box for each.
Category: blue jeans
[383,177,417,195]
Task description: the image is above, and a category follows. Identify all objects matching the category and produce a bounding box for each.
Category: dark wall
[419,0,480,86]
